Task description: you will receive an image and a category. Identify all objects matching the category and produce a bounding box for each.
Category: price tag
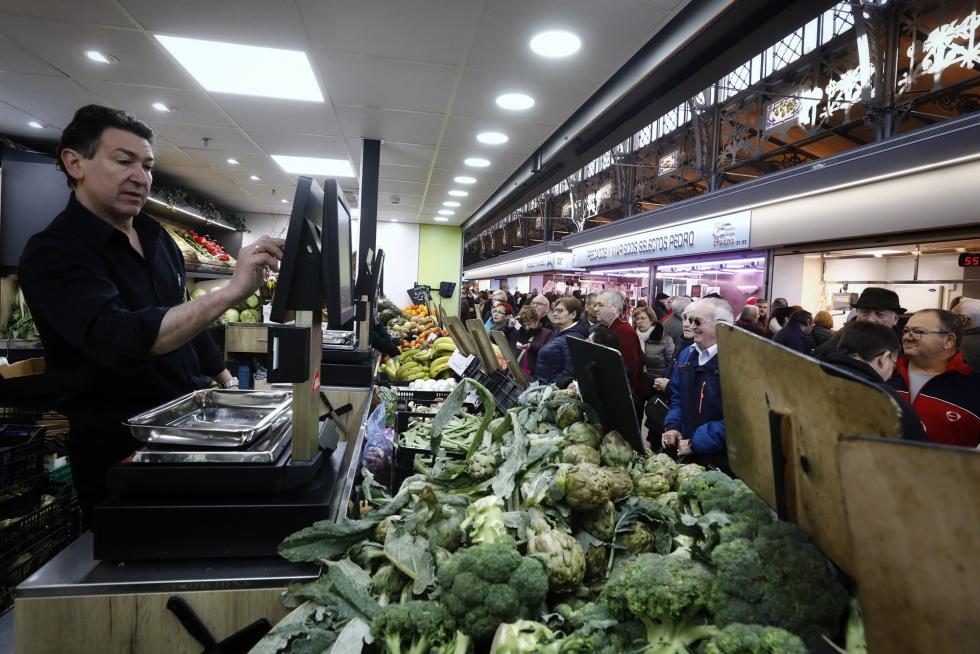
[449,351,474,377]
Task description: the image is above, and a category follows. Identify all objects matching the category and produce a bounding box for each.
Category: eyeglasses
[902,328,950,339]
[684,316,713,327]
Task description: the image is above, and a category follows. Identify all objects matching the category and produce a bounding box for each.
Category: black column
[357,139,381,276]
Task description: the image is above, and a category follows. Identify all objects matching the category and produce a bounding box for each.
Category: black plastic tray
[0,424,47,488]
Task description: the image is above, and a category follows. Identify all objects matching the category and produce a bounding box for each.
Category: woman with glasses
[484,301,514,333]
[508,305,554,377]
[533,297,586,386]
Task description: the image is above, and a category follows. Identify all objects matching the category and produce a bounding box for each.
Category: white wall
[242,213,288,248]
[771,254,805,304]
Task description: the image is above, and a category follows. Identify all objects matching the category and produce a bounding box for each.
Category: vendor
[18,105,283,521]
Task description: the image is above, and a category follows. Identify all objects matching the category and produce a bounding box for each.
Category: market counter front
[12,380,375,654]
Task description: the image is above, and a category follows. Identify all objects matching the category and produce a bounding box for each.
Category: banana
[432,337,455,350]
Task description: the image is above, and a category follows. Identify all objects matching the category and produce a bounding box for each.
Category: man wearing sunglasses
[661,297,734,470]
[889,309,980,447]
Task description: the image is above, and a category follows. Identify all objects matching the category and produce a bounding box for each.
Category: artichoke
[374,515,401,543]
[555,403,584,429]
[655,490,681,515]
[599,430,633,468]
[561,463,613,511]
[413,485,466,551]
[564,422,602,449]
[562,444,601,466]
[579,501,616,541]
[644,452,678,478]
[466,444,503,481]
[583,543,610,582]
[623,521,657,554]
[528,510,586,592]
[371,563,409,605]
[634,473,672,499]
[603,466,634,501]
[674,462,706,489]
[460,495,508,545]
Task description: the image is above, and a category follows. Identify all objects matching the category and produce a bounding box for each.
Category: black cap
[851,287,905,313]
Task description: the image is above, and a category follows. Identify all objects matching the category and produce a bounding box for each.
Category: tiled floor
[0,607,14,653]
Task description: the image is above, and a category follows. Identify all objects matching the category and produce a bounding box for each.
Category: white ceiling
[0,0,689,225]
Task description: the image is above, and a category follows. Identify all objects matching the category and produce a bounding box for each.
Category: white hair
[491,290,508,302]
[955,297,980,326]
[598,289,625,312]
[671,296,692,313]
[739,305,759,321]
[693,297,735,323]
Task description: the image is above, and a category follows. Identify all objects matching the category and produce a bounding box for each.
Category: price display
[958,253,980,267]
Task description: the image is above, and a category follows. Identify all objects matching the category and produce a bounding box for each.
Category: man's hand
[662,429,682,449]
[224,237,284,304]
[653,377,669,392]
[677,439,693,456]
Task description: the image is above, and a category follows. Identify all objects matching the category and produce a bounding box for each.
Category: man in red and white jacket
[889,309,980,448]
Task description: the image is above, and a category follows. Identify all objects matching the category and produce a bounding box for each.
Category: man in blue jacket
[661,297,734,471]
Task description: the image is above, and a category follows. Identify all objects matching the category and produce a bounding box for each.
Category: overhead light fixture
[85,50,117,64]
[496,92,535,111]
[453,176,477,184]
[443,201,461,207]
[281,198,289,204]
[477,131,508,145]
[155,35,324,102]
[529,30,582,58]
[434,217,450,222]
[438,209,455,216]
[448,189,469,197]
[464,157,490,168]
[27,120,44,129]
[227,158,240,166]
[271,154,355,177]
[249,175,261,181]
[151,102,175,112]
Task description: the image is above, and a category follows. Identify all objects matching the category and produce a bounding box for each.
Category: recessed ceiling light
[477,131,508,145]
[151,102,175,112]
[434,217,450,222]
[227,158,240,166]
[448,189,469,197]
[530,30,582,58]
[453,176,477,184]
[85,50,117,64]
[155,35,324,102]
[464,157,490,168]
[438,209,455,216]
[27,121,44,129]
[250,175,261,181]
[271,154,355,177]
[496,93,535,111]
[281,198,289,204]
[443,201,461,207]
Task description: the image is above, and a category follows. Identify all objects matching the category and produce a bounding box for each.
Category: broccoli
[677,472,774,546]
[698,623,807,654]
[708,521,850,649]
[371,600,459,654]
[543,603,642,654]
[437,539,550,642]
[601,552,718,654]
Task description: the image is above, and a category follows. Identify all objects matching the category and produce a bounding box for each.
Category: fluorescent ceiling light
[281,198,289,204]
[477,131,508,145]
[434,217,450,222]
[448,189,469,197]
[28,121,44,129]
[438,209,455,216]
[151,102,174,112]
[496,93,535,110]
[227,158,240,166]
[464,157,490,168]
[155,35,323,102]
[454,176,477,184]
[529,30,581,58]
[250,175,261,181]
[855,249,908,257]
[85,50,116,64]
[443,201,461,207]
[272,154,355,177]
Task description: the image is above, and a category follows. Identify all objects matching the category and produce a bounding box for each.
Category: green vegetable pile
[252,383,853,654]
[399,414,483,453]
[1,289,39,341]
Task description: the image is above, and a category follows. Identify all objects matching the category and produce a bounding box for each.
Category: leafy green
[430,378,495,459]
[326,618,371,654]
[249,601,348,654]
[384,528,437,595]
[490,408,528,499]
[283,559,381,623]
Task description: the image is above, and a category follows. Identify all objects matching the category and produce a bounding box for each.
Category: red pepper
[218,253,230,261]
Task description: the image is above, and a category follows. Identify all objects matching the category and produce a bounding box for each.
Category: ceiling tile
[377,141,437,168]
[183,149,269,173]
[212,94,340,135]
[439,114,555,151]
[0,72,110,128]
[0,34,63,76]
[151,141,206,168]
[335,105,445,145]
[449,67,589,125]
[246,130,348,159]
[120,0,310,49]
[314,52,457,114]
[296,0,484,66]
[0,100,47,138]
[149,123,260,153]
[0,15,195,89]
[379,179,427,196]
[0,2,134,27]
[379,163,432,184]
[88,84,235,128]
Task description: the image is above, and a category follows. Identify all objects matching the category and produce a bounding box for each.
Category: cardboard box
[0,357,46,379]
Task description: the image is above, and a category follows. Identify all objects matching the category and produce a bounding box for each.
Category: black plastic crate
[0,481,79,562]
[0,425,47,489]
[0,514,78,611]
[394,412,467,471]
[0,406,48,426]
[485,370,524,412]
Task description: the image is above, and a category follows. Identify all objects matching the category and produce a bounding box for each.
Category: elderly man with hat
[813,287,905,360]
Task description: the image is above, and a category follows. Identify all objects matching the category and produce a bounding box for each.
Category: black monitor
[322,179,355,329]
[367,249,385,305]
[270,176,326,323]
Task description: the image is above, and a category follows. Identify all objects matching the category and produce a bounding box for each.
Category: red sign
[312,368,320,393]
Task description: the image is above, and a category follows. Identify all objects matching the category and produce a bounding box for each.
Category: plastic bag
[360,401,395,484]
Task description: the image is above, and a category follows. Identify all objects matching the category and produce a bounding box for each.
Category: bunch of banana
[428,337,458,378]
[395,359,430,382]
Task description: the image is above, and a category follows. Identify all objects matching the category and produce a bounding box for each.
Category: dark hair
[915,308,965,347]
[57,105,154,187]
[837,320,900,361]
[772,305,795,327]
[591,325,620,349]
[554,297,582,321]
[788,308,813,326]
[703,292,723,299]
[772,297,789,309]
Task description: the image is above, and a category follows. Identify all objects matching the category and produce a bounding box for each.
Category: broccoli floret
[677,471,773,546]
[708,522,850,649]
[371,600,457,654]
[698,623,807,654]
[546,603,642,654]
[601,553,718,654]
[437,540,550,642]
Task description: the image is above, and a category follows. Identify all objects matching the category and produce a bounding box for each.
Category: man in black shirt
[19,105,283,519]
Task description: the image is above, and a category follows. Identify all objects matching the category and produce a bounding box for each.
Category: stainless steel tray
[129,416,293,464]
[124,389,292,448]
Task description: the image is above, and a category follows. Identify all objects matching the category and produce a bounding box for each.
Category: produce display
[378,299,449,352]
[252,382,857,654]
[189,286,262,324]
[1,289,39,341]
[399,413,484,454]
[381,338,458,383]
[164,223,236,268]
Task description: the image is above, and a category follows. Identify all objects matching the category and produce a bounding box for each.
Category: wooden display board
[837,437,980,654]
[715,324,903,576]
[489,330,529,388]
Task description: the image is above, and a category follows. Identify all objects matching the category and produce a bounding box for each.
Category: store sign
[658,150,679,175]
[523,253,577,273]
[571,210,751,267]
[765,96,802,129]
